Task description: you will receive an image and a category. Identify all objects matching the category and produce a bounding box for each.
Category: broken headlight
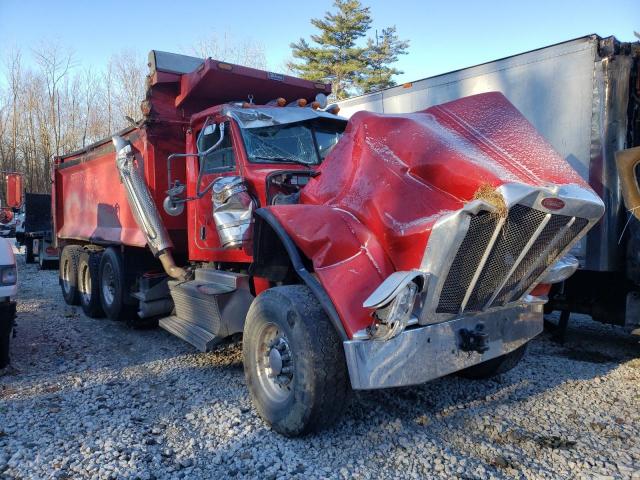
[369,281,419,341]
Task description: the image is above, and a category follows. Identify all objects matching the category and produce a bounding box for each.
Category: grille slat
[508,217,588,301]
[436,204,587,315]
[436,213,499,314]
[492,214,572,306]
[464,205,547,311]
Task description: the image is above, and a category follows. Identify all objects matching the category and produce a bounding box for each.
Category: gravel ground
[1,243,639,480]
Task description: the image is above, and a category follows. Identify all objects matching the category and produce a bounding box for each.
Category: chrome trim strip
[343,304,543,390]
[507,217,576,303]
[484,213,552,309]
[460,215,506,313]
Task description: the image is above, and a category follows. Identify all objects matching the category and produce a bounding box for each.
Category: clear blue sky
[0,0,638,85]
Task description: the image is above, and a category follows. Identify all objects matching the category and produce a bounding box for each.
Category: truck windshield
[242,121,344,165]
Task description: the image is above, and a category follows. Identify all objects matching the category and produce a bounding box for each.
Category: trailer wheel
[99,248,133,321]
[59,245,83,305]
[78,250,104,318]
[458,343,528,379]
[25,238,34,264]
[243,285,351,437]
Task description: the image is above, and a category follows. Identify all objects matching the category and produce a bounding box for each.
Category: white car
[0,237,17,369]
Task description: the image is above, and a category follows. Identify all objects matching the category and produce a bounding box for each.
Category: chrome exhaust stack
[113,135,187,280]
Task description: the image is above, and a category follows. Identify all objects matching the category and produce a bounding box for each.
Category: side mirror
[163,195,185,216]
[5,173,23,209]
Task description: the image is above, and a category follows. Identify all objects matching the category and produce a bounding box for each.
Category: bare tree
[0,33,267,194]
[187,32,267,70]
[32,42,75,157]
[110,50,146,123]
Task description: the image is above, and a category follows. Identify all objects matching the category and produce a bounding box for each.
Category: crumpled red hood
[268,92,590,337]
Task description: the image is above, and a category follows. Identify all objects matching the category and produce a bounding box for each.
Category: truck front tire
[458,343,528,379]
[78,250,104,318]
[243,285,351,437]
[60,245,83,305]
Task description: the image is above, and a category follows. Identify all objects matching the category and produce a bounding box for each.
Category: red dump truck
[52,51,604,436]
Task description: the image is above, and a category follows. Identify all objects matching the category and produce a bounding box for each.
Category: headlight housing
[0,265,17,285]
[370,281,419,341]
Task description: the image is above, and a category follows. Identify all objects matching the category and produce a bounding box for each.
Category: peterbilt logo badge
[541,197,565,210]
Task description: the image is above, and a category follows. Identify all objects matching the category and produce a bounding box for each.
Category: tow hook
[459,323,490,353]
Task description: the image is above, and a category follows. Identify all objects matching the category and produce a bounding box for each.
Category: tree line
[0,1,407,196]
[0,47,146,195]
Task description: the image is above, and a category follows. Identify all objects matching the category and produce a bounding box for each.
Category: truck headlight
[0,265,17,285]
[370,281,419,341]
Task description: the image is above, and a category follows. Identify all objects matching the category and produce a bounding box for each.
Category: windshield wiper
[250,155,316,167]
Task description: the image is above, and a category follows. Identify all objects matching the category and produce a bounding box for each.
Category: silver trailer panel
[338,35,637,273]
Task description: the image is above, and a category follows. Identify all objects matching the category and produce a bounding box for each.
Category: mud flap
[0,301,17,369]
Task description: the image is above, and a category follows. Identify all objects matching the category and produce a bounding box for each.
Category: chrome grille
[493,214,572,306]
[507,217,588,301]
[436,204,588,314]
[437,213,499,313]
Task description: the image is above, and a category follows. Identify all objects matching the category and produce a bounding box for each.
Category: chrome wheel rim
[61,258,72,294]
[79,263,91,305]
[101,262,116,306]
[255,322,294,403]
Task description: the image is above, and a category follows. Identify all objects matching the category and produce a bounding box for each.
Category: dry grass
[473,183,507,217]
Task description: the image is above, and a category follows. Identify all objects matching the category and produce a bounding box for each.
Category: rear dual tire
[98,247,136,322]
[60,245,83,305]
[78,250,104,318]
[60,246,134,321]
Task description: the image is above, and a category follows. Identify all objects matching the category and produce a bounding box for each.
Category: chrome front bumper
[343,303,543,390]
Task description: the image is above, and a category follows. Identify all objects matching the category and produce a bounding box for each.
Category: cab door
[191,120,240,253]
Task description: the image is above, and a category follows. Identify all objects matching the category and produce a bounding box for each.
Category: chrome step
[159,315,222,352]
[169,280,231,335]
[163,269,254,350]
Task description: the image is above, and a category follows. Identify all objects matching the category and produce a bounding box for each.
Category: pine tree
[289,0,372,100]
[358,26,409,93]
[289,1,409,99]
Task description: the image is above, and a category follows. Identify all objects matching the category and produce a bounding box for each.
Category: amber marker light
[297,98,308,107]
[276,97,287,107]
[217,62,233,71]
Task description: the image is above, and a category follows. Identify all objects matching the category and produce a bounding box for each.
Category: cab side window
[197,122,235,173]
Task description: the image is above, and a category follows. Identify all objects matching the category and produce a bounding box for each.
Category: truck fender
[252,209,348,341]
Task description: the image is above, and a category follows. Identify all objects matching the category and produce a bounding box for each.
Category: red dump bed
[52,123,187,249]
[53,51,331,252]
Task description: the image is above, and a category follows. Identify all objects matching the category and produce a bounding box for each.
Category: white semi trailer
[338,35,640,330]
